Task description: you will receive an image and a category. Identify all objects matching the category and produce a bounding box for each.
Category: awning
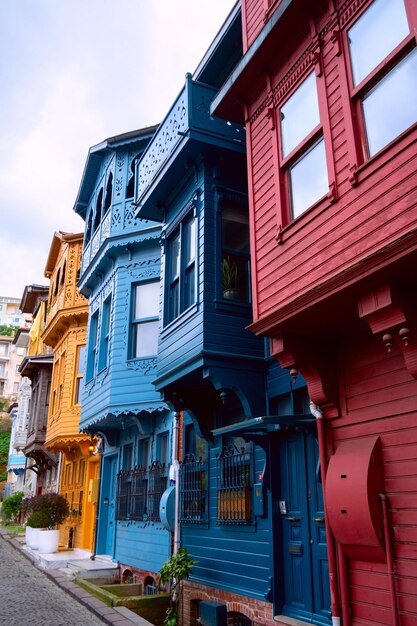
[212,414,315,437]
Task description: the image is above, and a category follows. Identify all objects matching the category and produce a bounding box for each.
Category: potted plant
[26,493,69,554]
[221,256,240,300]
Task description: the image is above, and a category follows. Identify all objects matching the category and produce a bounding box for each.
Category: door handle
[286,516,300,522]
[313,516,325,523]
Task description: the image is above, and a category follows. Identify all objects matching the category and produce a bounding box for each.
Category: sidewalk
[0,528,153,626]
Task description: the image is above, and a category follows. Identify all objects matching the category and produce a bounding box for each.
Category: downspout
[170,411,181,556]
[309,401,342,626]
[379,494,400,626]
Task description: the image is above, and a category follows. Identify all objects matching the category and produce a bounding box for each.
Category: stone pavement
[0,530,147,626]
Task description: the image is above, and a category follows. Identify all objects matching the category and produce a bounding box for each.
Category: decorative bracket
[270,334,339,418]
[358,282,417,379]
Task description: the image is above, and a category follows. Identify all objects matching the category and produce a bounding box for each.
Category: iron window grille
[227,613,252,626]
[116,470,130,520]
[217,443,252,524]
[116,462,167,522]
[147,461,167,522]
[179,453,208,523]
[130,465,148,520]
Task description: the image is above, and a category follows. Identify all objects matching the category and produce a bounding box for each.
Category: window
[279,71,328,218]
[74,345,85,405]
[86,311,99,381]
[147,461,166,522]
[131,282,159,358]
[54,352,66,412]
[166,213,197,323]
[221,204,250,302]
[217,443,252,524]
[13,382,19,393]
[180,452,208,523]
[93,188,103,233]
[347,0,417,158]
[126,154,140,199]
[98,296,111,371]
[0,342,9,357]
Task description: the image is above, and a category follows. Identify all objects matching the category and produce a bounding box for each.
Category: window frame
[275,65,335,225]
[98,295,111,372]
[344,0,417,166]
[74,344,86,405]
[86,310,99,382]
[129,280,159,360]
[165,208,197,326]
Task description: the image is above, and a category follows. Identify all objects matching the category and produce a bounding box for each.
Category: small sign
[279,500,287,514]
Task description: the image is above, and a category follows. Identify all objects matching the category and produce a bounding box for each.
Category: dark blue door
[278,431,331,625]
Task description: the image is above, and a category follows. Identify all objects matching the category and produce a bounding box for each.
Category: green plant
[221,256,238,291]
[27,509,51,529]
[159,548,196,626]
[1,491,24,522]
[25,493,69,529]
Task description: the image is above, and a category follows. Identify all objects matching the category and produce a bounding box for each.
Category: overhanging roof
[212,413,314,437]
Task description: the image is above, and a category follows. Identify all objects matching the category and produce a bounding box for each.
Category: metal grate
[130,465,148,521]
[179,453,207,523]
[147,461,167,522]
[227,612,252,626]
[116,470,130,520]
[217,444,252,524]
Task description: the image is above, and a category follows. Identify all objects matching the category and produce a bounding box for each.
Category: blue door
[278,430,331,625]
[98,455,117,557]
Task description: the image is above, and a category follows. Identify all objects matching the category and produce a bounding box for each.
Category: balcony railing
[135,74,245,205]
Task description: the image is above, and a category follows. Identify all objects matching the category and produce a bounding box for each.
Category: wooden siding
[330,332,417,626]
[182,444,273,601]
[243,0,267,50]
[114,523,170,573]
[245,0,417,329]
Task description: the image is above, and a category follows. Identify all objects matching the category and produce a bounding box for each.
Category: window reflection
[289,138,328,218]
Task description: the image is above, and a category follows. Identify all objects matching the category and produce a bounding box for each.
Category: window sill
[277,190,336,245]
[214,298,252,316]
[161,302,199,337]
[351,121,417,188]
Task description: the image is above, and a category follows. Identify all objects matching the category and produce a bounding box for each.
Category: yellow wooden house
[42,231,99,551]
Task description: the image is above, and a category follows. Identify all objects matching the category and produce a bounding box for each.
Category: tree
[0,325,19,337]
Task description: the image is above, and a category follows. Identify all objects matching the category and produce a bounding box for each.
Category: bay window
[347,0,417,158]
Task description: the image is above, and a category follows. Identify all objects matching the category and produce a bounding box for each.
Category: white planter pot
[37,529,59,554]
[26,527,40,550]
[25,525,33,547]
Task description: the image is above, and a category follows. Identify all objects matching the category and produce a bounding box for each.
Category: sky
[0,0,237,301]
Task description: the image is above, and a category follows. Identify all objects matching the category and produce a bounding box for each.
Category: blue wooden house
[134,5,322,626]
[74,127,174,585]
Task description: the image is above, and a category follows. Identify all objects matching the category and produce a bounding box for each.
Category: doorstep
[274,616,313,626]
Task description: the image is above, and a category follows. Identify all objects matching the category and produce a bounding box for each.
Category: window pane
[184,217,196,264]
[222,206,250,253]
[170,233,181,279]
[135,282,159,319]
[290,137,328,218]
[184,264,195,309]
[78,346,86,374]
[363,49,417,156]
[348,0,409,86]
[280,72,320,157]
[134,320,158,357]
[168,280,179,321]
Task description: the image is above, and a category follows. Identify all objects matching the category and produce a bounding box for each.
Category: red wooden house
[213,0,417,624]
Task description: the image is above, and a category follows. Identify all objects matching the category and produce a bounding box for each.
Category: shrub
[27,509,51,529]
[2,491,24,522]
[159,548,196,626]
[25,493,69,529]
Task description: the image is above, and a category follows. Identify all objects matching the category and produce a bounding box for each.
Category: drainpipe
[379,494,400,626]
[309,401,342,626]
[170,411,181,556]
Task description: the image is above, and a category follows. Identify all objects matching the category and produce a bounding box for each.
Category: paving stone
[0,534,140,626]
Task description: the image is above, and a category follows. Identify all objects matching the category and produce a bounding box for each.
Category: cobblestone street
[0,536,105,626]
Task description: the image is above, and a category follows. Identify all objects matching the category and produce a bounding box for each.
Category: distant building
[0,334,26,400]
[0,296,31,328]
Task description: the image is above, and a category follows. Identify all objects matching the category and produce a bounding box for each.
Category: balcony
[135,74,245,220]
[13,430,27,451]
